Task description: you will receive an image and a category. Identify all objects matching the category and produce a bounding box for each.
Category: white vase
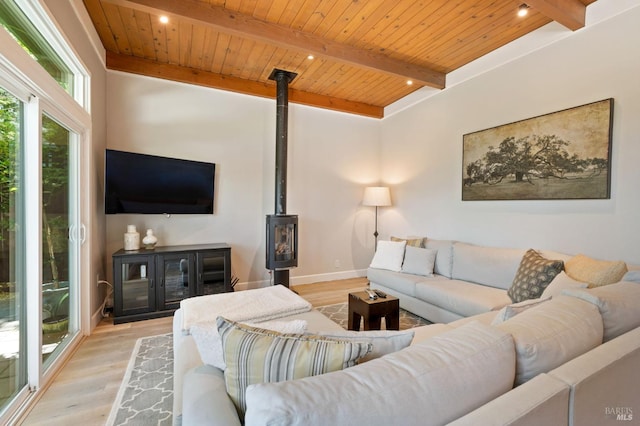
[124,225,140,251]
[143,229,158,249]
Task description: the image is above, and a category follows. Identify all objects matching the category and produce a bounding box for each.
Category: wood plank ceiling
[83,0,595,118]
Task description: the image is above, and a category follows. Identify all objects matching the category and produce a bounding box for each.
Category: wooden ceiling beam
[102,0,445,89]
[526,0,586,31]
[106,52,384,118]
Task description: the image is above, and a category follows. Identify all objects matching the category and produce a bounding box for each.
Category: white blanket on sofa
[179,284,312,332]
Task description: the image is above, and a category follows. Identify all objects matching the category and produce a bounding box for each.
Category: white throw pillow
[540,271,588,299]
[190,319,308,370]
[562,281,640,342]
[369,240,406,272]
[490,297,551,325]
[311,329,414,362]
[401,246,437,276]
[622,270,640,283]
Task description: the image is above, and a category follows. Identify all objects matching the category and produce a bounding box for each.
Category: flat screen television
[105,149,215,214]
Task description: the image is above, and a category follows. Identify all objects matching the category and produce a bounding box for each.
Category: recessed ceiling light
[307,54,314,60]
[159,15,169,24]
[406,80,413,86]
[517,4,529,17]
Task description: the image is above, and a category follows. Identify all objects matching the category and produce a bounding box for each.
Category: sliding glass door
[0,89,81,417]
[0,86,26,414]
[41,114,79,366]
[0,0,88,419]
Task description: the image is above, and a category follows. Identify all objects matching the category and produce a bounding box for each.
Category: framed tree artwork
[462,98,613,201]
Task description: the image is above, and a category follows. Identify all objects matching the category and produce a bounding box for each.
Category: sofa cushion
[401,246,437,276]
[217,317,371,418]
[540,271,588,299]
[564,254,628,288]
[491,297,551,325]
[367,268,448,297]
[415,279,512,317]
[391,236,425,247]
[451,242,526,290]
[369,240,406,272]
[496,295,603,385]
[244,322,515,426]
[311,329,414,362]
[410,323,454,345]
[424,239,454,278]
[507,249,563,302]
[562,281,640,342]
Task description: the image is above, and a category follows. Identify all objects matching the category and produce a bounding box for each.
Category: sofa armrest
[173,309,205,421]
[448,374,570,426]
[548,327,640,426]
[182,365,241,426]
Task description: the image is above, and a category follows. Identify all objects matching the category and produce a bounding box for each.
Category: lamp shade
[362,186,391,207]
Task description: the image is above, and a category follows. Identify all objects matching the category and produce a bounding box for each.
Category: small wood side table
[348,291,400,331]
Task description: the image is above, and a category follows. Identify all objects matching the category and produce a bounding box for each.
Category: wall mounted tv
[105,149,215,214]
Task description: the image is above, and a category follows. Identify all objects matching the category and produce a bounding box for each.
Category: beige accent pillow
[565,254,628,288]
[217,317,370,418]
[391,236,425,248]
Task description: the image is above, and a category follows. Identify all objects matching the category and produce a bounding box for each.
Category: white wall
[105,73,380,288]
[380,3,640,265]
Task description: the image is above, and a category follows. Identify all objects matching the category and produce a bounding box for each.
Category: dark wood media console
[112,243,231,324]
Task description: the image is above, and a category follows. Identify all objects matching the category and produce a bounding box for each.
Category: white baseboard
[234,269,368,291]
[91,306,106,330]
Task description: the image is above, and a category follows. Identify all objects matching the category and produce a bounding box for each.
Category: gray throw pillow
[508,249,564,302]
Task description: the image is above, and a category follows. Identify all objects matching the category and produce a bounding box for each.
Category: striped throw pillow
[217,317,371,419]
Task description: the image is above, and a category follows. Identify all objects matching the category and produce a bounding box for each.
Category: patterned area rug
[107,333,173,426]
[317,302,431,330]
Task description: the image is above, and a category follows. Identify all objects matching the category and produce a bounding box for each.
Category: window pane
[0,2,74,96]
[41,115,72,364]
[0,87,26,412]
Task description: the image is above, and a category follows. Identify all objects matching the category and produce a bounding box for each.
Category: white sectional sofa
[173,270,640,426]
[367,239,632,324]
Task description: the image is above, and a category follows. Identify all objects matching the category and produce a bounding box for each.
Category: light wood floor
[20,277,368,425]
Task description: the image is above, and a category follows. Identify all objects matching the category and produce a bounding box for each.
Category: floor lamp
[362,186,392,248]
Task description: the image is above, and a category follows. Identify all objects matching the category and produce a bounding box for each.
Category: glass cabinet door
[114,256,155,316]
[157,254,193,310]
[196,250,230,295]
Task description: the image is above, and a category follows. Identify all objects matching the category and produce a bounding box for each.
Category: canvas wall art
[462,98,613,201]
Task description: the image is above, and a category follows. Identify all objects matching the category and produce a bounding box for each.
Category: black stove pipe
[269,69,297,215]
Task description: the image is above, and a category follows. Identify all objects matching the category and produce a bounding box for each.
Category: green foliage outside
[0,89,19,295]
[1,90,69,292]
